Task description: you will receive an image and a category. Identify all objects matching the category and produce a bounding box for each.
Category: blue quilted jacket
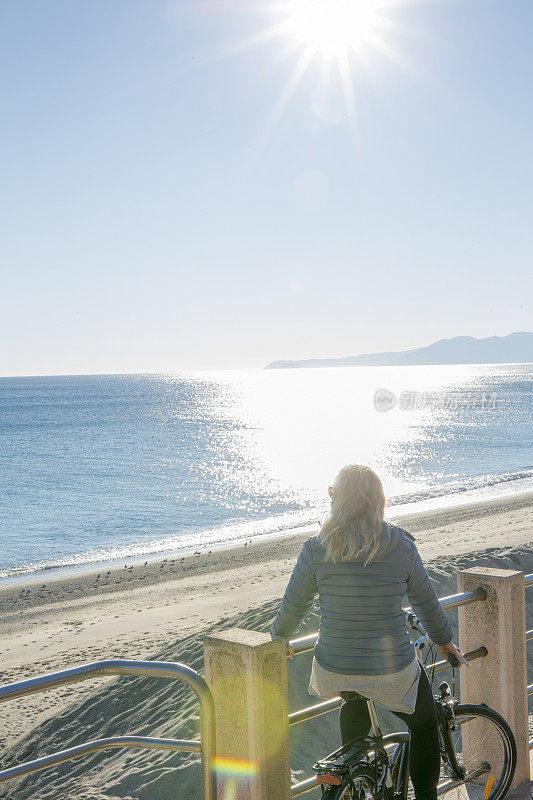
[270,523,452,675]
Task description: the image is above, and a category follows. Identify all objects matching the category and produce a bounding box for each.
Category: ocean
[0,363,531,581]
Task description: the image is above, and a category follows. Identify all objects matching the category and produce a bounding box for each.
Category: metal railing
[287,584,491,796]
[0,659,216,800]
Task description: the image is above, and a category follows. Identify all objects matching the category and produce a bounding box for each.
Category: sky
[1,0,532,376]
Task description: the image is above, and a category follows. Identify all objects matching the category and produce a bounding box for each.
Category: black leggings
[339,667,440,800]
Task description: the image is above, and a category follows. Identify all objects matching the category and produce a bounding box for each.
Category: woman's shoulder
[301,534,325,558]
[380,521,417,558]
[387,522,415,541]
[383,520,415,539]
[303,534,323,550]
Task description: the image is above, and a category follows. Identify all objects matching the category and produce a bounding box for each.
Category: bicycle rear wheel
[323,764,377,800]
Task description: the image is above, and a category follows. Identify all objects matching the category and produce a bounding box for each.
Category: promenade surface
[507,751,533,800]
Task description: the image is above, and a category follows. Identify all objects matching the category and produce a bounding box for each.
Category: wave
[1,469,532,581]
[388,468,533,507]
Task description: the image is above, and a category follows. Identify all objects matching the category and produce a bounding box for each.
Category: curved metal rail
[0,659,216,799]
[0,736,200,783]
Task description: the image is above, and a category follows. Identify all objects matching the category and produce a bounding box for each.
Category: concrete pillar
[203,627,291,800]
[458,568,529,787]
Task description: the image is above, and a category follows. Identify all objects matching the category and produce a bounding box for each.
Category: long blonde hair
[319,465,387,565]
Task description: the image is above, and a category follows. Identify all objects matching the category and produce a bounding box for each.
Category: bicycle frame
[314,700,401,800]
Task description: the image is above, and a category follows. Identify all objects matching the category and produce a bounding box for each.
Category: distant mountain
[265,332,533,369]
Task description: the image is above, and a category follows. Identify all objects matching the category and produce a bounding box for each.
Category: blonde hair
[319,465,387,565]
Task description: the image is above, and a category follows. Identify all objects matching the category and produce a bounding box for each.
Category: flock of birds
[18,538,254,597]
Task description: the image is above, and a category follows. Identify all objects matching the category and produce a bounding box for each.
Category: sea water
[0,363,531,579]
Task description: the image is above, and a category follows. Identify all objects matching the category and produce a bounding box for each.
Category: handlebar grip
[447,653,460,668]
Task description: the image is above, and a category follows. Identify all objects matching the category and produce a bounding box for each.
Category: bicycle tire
[440,703,516,800]
[400,703,516,800]
[323,764,377,800]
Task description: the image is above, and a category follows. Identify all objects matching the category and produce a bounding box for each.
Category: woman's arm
[406,539,453,646]
[270,539,317,641]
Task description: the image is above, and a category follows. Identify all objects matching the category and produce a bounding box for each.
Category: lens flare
[212,756,257,777]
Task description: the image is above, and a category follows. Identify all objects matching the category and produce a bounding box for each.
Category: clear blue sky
[1,0,532,375]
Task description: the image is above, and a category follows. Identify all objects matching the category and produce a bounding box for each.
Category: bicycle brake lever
[447,650,470,668]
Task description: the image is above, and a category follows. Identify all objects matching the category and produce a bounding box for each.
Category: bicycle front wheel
[438,703,516,800]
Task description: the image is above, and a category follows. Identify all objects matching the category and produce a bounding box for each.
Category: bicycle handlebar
[405,611,466,668]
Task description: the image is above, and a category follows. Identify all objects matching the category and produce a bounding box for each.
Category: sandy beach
[1,491,532,759]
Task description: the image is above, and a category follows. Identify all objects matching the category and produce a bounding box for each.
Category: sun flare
[199,0,414,136]
[281,0,385,59]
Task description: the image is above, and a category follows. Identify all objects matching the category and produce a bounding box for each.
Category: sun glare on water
[281,0,385,59]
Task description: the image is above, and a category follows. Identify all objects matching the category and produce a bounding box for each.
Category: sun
[281,0,386,60]
[194,0,411,135]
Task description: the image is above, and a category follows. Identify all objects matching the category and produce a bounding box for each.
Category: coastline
[0,491,532,750]
[2,471,532,585]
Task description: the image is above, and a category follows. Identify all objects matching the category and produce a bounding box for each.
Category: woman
[271,465,463,800]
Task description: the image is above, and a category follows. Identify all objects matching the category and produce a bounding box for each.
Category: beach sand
[0,493,532,798]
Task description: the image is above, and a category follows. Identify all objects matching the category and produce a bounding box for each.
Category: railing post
[457,568,529,786]
[203,628,291,800]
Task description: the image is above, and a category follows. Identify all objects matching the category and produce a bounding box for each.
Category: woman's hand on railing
[437,641,469,667]
[271,634,294,660]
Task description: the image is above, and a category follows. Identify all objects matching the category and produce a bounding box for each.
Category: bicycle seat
[339,690,368,701]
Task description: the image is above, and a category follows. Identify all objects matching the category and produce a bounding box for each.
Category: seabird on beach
[144,561,148,566]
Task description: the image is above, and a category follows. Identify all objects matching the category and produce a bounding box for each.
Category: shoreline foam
[2,473,532,584]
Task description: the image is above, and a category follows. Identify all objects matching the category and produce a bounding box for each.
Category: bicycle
[312,614,517,800]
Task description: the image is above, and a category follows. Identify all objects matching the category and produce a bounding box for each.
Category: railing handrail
[0,736,200,784]
[0,659,216,800]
